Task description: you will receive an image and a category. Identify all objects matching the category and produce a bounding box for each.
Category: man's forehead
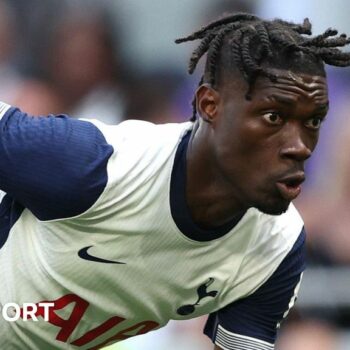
[253,69,329,107]
[275,70,327,86]
[257,68,327,86]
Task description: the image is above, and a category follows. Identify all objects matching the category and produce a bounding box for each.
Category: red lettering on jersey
[20,293,160,347]
[89,321,160,350]
[20,294,89,342]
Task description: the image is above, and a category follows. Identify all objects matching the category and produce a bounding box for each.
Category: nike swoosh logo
[78,246,126,264]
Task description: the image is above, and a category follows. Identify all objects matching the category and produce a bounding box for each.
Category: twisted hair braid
[176,13,350,121]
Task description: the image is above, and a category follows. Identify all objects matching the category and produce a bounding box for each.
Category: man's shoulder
[218,204,305,310]
[91,119,194,182]
[233,203,304,285]
[86,119,193,149]
[75,120,194,219]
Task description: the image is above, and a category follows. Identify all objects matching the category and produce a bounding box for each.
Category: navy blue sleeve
[204,229,306,349]
[0,107,113,220]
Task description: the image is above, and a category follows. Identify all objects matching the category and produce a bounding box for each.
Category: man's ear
[195,84,220,124]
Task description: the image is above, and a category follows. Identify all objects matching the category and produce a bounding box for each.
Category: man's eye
[304,117,323,130]
[262,112,283,125]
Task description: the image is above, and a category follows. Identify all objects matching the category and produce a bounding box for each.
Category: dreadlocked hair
[175,13,350,121]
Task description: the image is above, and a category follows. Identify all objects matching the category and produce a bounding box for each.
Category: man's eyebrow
[314,102,329,113]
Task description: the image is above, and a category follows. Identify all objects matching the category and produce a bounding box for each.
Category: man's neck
[185,122,247,229]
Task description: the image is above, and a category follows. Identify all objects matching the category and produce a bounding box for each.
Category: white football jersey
[0,102,304,350]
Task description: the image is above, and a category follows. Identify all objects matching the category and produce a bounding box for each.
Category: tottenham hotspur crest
[177,278,218,316]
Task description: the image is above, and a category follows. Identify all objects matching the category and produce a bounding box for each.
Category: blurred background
[1,0,350,349]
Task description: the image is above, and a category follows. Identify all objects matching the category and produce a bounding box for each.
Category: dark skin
[186,68,329,231]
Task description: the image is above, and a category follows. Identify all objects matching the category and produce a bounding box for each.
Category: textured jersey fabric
[0,102,305,350]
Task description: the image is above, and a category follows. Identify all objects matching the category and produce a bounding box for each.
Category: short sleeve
[0,104,114,220]
[204,229,306,350]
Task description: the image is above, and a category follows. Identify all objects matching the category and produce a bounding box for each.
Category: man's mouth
[276,173,305,201]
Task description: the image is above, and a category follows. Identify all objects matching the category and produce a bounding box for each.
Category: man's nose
[279,126,312,162]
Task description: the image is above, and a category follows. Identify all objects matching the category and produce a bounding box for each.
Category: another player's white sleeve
[204,229,306,350]
[0,102,113,220]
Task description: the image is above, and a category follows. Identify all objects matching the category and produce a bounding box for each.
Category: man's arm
[0,102,113,220]
[204,229,305,350]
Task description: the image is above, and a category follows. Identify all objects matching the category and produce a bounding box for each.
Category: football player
[0,13,349,350]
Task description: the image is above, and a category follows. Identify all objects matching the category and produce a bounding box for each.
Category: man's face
[203,68,329,215]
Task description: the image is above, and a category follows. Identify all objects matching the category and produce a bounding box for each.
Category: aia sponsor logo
[17,294,159,349]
